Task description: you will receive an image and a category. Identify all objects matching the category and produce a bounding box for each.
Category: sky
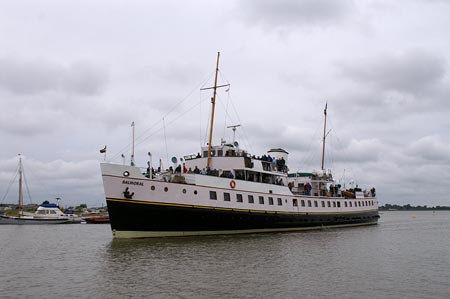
[1,0,449,207]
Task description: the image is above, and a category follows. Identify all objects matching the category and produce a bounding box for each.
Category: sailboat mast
[18,154,23,210]
[321,103,327,171]
[206,52,220,169]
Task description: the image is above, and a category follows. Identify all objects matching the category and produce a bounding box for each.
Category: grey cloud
[0,58,108,96]
[239,0,354,28]
[338,50,446,95]
[405,135,450,163]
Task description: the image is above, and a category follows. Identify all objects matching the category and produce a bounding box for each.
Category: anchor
[123,187,134,199]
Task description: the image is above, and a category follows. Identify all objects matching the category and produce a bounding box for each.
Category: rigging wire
[22,167,34,205]
[108,71,214,162]
[163,117,169,167]
[0,163,20,204]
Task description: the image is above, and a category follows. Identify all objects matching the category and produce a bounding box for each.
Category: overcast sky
[1,0,449,207]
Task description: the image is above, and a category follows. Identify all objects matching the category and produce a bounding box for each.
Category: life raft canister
[230,180,236,189]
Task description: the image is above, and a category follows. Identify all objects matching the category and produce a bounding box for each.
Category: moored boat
[100,53,379,238]
[83,214,110,224]
[0,156,81,225]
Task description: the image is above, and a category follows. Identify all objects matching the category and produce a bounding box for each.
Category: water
[1,211,449,299]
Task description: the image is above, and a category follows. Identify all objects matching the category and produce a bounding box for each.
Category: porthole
[194,190,198,195]
[123,171,130,177]
[164,187,168,192]
[151,185,155,191]
[182,189,187,194]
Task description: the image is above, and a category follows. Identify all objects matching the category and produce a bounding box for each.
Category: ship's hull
[106,197,379,238]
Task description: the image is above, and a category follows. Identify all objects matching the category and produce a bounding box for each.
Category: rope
[0,164,20,204]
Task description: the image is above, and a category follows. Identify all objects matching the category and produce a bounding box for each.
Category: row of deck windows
[149,186,375,208]
[210,191,283,206]
[210,190,374,208]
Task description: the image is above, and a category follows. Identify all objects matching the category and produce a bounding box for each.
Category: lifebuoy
[230,180,236,189]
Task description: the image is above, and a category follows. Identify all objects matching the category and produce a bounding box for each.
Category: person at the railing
[175,164,181,173]
[193,166,200,174]
[196,152,201,158]
[201,168,207,175]
[304,182,312,195]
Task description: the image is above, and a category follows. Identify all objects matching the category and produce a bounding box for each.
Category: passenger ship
[100,53,379,238]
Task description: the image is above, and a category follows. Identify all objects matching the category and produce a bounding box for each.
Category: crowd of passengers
[251,154,287,172]
[191,151,288,173]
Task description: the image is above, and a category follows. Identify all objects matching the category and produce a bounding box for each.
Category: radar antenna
[227,124,241,144]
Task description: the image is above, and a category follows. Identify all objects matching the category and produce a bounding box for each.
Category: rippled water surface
[1,211,449,299]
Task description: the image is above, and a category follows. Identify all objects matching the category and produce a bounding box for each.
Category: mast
[131,121,135,166]
[18,154,23,211]
[206,52,221,169]
[321,103,327,171]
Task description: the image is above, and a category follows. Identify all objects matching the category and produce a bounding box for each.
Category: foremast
[206,52,221,169]
[200,52,229,170]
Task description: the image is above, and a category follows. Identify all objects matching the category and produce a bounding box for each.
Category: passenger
[193,166,201,174]
[196,152,201,158]
[175,164,182,173]
[200,168,207,175]
[187,167,193,173]
[304,182,312,196]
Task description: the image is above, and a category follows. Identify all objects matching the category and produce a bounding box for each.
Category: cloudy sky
[1,0,449,207]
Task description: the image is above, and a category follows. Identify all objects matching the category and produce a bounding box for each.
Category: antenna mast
[321,103,327,171]
[131,121,135,166]
[227,124,241,144]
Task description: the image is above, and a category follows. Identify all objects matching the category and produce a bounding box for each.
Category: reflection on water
[1,212,450,299]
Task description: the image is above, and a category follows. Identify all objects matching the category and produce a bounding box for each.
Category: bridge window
[209,191,217,200]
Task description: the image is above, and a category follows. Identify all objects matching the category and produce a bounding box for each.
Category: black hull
[106,198,379,238]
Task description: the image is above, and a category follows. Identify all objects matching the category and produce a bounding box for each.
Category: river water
[0,211,449,299]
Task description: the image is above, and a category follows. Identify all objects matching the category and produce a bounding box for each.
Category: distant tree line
[380,204,450,211]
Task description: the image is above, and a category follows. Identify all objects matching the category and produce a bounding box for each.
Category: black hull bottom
[106,198,379,238]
